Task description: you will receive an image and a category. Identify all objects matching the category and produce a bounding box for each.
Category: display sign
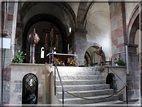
[0,38,11,49]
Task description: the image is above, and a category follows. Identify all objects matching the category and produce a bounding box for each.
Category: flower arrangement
[113,58,126,66]
[53,57,62,66]
[67,57,76,66]
[12,50,26,63]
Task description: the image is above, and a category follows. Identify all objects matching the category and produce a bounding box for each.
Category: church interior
[0,1,142,106]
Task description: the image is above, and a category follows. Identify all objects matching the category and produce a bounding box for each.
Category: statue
[45,33,48,49]
[43,27,60,49]
[50,28,54,48]
[27,28,40,63]
[55,35,58,50]
[96,47,102,65]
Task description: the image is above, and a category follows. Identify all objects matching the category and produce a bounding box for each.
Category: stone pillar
[127,44,139,99]
[15,3,23,51]
[109,3,140,100]
[109,3,127,60]
[4,2,18,67]
[0,2,18,104]
[74,29,87,66]
[2,2,7,30]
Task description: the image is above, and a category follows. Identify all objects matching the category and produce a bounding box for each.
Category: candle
[68,44,69,50]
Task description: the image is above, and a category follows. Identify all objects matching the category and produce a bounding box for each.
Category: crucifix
[43,28,60,49]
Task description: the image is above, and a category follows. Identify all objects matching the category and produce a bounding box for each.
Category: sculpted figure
[55,35,58,50]
[45,33,48,49]
[96,47,102,65]
[27,28,40,63]
[50,28,54,47]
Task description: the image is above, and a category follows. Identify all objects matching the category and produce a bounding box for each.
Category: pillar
[109,3,127,61]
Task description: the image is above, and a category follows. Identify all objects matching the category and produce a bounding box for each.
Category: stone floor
[122,98,141,107]
[2,99,142,107]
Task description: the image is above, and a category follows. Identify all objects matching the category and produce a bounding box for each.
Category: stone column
[109,3,140,100]
[14,3,24,52]
[127,44,139,99]
[0,2,18,104]
[109,3,127,60]
[4,2,18,67]
[74,29,87,66]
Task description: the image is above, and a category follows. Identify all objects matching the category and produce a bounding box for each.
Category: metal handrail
[95,52,130,104]
[52,52,65,104]
[94,52,130,89]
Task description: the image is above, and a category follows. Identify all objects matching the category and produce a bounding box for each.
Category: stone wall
[101,66,127,101]
[74,30,91,65]
[86,3,112,61]
[1,3,18,104]
[125,3,139,25]
[3,63,52,104]
[110,3,127,57]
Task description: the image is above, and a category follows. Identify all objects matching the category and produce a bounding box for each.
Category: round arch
[106,73,117,93]
[22,73,38,104]
[22,14,68,57]
[127,4,141,44]
[20,2,76,31]
[76,2,92,29]
[84,45,106,66]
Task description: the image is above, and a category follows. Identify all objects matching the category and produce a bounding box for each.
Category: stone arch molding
[127,4,141,44]
[83,43,106,60]
[20,2,76,31]
[76,2,92,29]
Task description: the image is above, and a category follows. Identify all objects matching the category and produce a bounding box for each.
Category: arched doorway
[106,73,117,93]
[84,46,106,66]
[22,73,38,104]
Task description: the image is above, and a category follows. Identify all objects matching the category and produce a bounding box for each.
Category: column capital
[128,43,138,48]
[0,29,9,37]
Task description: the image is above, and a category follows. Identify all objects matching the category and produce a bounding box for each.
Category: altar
[47,53,77,65]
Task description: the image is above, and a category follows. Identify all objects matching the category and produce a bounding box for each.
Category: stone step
[57,89,114,99]
[92,100,123,104]
[70,100,123,106]
[56,67,100,76]
[56,75,103,80]
[59,95,119,104]
[56,79,106,85]
[56,84,110,92]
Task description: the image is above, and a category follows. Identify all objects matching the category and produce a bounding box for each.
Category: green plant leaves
[12,51,26,63]
[113,58,125,66]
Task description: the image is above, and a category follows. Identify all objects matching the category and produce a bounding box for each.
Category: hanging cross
[43,24,60,34]
[43,28,60,34]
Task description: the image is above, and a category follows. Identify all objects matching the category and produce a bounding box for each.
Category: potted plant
[113,58,126,66]
[67,57,76,66]
[53,57,62,66]
[12,50,26,63]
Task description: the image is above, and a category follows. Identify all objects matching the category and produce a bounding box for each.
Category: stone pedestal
[4,63,52,104]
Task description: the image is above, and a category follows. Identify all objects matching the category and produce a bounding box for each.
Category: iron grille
[22,73,38,104]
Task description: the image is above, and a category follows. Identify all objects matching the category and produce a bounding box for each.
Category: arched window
[22,73,38,104]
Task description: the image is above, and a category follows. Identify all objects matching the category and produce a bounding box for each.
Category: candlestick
[68,44,69,51]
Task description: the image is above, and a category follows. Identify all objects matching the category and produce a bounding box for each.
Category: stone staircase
[55,66,123,105]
